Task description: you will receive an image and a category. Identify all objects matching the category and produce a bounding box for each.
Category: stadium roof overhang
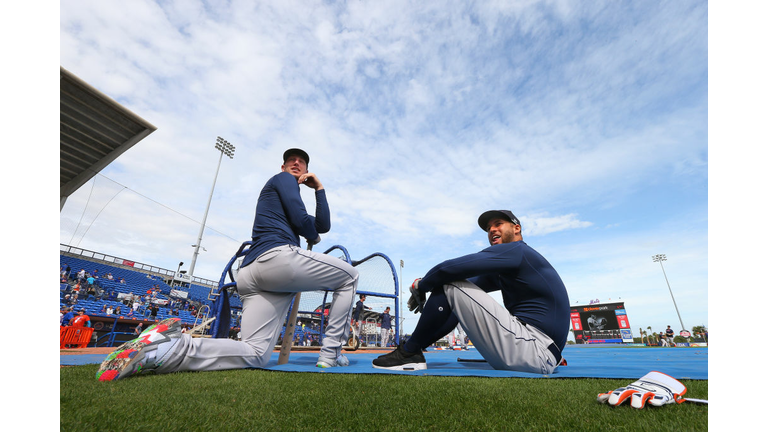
[60,66,157,210]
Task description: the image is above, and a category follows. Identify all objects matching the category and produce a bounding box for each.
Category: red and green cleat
[96,317,183,381]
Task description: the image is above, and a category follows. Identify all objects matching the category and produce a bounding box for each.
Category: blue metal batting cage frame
[211,241,401,346]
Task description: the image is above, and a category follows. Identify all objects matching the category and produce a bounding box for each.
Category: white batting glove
[597,371,689,409]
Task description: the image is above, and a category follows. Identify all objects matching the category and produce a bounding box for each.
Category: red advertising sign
[570,312,582,330]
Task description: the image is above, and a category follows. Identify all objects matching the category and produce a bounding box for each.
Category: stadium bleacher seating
[60,254,241,328]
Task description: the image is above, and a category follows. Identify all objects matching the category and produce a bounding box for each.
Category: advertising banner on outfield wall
[570,301,634,344]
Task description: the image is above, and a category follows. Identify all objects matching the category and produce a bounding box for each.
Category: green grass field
[61,365,707,431]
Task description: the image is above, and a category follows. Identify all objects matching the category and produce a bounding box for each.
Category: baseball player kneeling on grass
[97,149,359,381]
[373,210,570,374]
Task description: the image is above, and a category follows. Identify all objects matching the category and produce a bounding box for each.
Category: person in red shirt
[70,309,91,327]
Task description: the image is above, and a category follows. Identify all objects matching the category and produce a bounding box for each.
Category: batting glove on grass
[407,279,426,314]
[597,371,689,409]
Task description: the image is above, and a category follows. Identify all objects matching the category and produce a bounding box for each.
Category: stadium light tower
[189,137,235,281]
[652,254,687,332]
[399,259,404,340]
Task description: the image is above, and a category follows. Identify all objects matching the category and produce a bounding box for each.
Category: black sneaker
[372,344,427,371]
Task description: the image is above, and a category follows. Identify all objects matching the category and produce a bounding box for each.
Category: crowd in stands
[59,255,242,332]
[59,254,393,348]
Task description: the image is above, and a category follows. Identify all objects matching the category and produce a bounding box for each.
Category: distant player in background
[379,307,393,347]
[353,295,372,336]
[665,325,676,347]
[373,210,570,374]
[97,149,359,381]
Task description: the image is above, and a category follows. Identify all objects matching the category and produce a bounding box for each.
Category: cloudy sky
[54,0,717,337]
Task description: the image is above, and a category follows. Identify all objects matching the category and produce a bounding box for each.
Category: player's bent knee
[241,340,275,367]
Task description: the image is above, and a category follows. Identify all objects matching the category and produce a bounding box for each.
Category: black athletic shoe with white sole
[372,344,427,371]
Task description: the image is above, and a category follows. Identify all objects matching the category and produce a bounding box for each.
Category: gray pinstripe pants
[157,245,359,373]
[444,281,559,374]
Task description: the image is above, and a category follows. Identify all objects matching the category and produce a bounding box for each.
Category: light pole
[173,261,184,288]
[189,137,235,281]
[652,254,686,333]
[399,259,404,342]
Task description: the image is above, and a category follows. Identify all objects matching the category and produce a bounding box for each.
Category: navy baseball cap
[478,210,521,231]
[283,148,310,165]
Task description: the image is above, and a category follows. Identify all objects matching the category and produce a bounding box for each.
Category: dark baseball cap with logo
[283,148,310,165]
[477,210,521,231]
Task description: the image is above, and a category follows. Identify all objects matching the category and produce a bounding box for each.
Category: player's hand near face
[299,173,323,191]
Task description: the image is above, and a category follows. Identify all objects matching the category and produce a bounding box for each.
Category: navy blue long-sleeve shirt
[380,312,392,330]
[418,240,570,351]
[241,172,331,267]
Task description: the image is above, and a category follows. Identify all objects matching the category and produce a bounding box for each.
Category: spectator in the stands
[65,293,79,306]
[106,305,114,315]
[119,277,126,284]
[76,269,86,284]
[86,280,97,297]
[61,307,75,326]
[108,290,118,301]
[114,305,122,316]
[107,273,114,281]
[61,264,72,281]
[70,309,91,327]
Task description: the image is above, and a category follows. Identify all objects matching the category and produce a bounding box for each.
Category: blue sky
[55,0,713,337]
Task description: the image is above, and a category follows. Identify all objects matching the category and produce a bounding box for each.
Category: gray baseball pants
[380,328,391,347]
[157,244,359,373]
[456,323,468,349]
[443,280,560,374]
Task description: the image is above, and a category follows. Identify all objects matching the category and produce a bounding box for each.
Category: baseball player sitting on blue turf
[97,149,359,381]
[372,210,570,374]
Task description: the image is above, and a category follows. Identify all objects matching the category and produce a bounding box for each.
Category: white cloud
[521,213,593,237]
[60,1,708,335]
